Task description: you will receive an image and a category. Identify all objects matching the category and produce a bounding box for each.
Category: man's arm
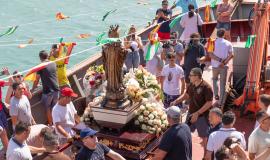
[55,123,70,138]
[28,145,46,154]
[152,148,167,160]
[204,150,213,160]
[249,153,256,160]
[11,116,17,129]
[31,74,40,92]
[171,92,189,106]
[74,114,80,125]
[222,52,234,65]
[209,53,223,62]
[31,116,36,125]
[107,150,126,160]
[196,101,213,116]
[180,78,185,95]
[254,148,270,160]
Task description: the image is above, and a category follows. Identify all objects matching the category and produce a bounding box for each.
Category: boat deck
[191,59,255,160]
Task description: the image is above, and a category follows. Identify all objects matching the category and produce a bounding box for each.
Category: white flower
[143,110,150,116]
[156,119,162,126]
[141,124,147,130]
[134,120,140,125]
[152,111,158,117]
[148,120,153,125]
[148,114,155,120]
[139,105,146,111]
[142,98,148,103]
[138,115,144,122]
[161,114,167,120]
[143,117,149,122]
[145,103,151,109]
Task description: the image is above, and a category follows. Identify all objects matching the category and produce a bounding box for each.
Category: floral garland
[123,68,163,102]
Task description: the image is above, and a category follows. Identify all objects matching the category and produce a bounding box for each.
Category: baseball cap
[190,67,202,77]
[60,87,78,97]
[80,128,98,138]
[166,106,181,119]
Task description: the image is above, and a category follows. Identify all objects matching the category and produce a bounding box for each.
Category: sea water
[0,0,211,149]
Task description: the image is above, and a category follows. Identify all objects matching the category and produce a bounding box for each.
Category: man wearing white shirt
[249,111,270,160]
[161,52,185,108]
[210,29,234,106]
[205,111,246,160]
[52,87,80,141]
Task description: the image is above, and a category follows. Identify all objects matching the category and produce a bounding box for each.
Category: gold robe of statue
[102,25,128,102]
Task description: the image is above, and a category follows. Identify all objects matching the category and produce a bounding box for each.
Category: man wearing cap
[171,67,213,154]
[153,106,192,160]
[52,87,80,145]
[76,127,126,160]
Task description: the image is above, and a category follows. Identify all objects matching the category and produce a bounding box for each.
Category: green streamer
[102,9,117,21]
[245,35,256,48]
[0,26,19,37]
[169,13,185,29]
[210,0,218,8]
[96,32,120,45]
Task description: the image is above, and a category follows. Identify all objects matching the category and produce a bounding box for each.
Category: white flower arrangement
[123,68,163,102]
[134,99,168,134]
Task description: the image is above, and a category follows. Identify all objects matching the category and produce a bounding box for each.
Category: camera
[162,41,172,49]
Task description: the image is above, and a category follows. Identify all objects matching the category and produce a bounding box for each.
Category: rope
[0,35,253,47]
[0,2,223,80]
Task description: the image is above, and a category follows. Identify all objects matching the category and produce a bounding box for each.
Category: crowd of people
[0,0,269,160]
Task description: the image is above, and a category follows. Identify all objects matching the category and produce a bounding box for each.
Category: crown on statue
[108,25,120,38]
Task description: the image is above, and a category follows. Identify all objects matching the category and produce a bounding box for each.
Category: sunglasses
[162,3,168,6]
[13,75,23,78]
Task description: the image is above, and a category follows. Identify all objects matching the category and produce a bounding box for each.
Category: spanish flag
[24,62,50,82]
[205,5,210,23]
[206,38,215,53]
[58,42,76,64]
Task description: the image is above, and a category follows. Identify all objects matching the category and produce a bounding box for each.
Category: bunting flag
[56,12,70,20]
[210,0,218,8]
[0,26,18,37]
[169,13,185,29]
[176,0,198,14]
[245,35,256,48]
[76,33,91,39]
[206,38,215,52]
[59,37,64,43]
[24,62,50,82]
[96,32,120,45]
[59,42,76,64]
[145,42,160,61]
[102,9,117,21]
[205,5,210,23]
[18,38,34,48]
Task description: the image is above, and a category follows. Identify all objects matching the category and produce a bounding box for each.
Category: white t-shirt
[26,124,48,148]
[6,138,32,160]
[207,128,246,160]
[52,102,77,138]
[248,127,270,159]
[10,95,33,126]
[180,13,203,44]
[161,64,184,95]
[144,43,163,77]
[211,38,233,68]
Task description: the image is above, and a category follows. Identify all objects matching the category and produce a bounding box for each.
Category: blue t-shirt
[75,143,110,160]
[159,123,192,160]
[176,0,198,14]
[156,8,172,33]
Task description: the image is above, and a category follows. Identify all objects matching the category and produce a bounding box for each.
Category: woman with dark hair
[180,4,203,45]
[183,33,206,84]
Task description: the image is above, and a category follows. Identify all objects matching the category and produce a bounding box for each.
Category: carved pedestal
[91,102,140,129]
